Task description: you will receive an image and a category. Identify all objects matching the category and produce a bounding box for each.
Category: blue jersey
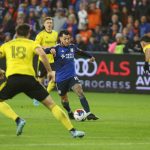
[45,44,92,83]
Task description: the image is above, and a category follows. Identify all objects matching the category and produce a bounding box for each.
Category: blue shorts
[56,76,80,96]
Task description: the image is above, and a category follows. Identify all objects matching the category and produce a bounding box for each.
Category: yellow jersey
[143,44,150,53]
[0,37,40,77]
[35,30,58,63]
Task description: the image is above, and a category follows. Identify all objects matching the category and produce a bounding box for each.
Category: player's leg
[42,95,74,130]
[37,61,47,86]
[33,74,45,106]
[47,71,55,93]
[0,79,26,136]
[69,77,90,113]
[71,80,99,120]
[38,76,45,85]
[42,95,84,137]
[0,102,26,136]
[26,78,85,138]
[47,63,56,93]
[33,61,47,106]
[71,83,90,112]
[60,94,74,119]
[0,102,19,121]
[56,79,74,119]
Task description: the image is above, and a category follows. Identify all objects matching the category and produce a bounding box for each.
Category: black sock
[15,117,20,124]
[61,101,72,113]
[70,128,76,132]
[80,96,90,113]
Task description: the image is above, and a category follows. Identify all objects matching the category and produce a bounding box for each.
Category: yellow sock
[50,104,73,130]
[47,81,55,93]
[0,102,18,121]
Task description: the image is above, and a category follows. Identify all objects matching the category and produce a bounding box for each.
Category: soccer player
[140,35,150,73]
[0,24,85,138]
[0,68,26,136]
[45,30,99,120]
[36,17,58,92]
[33,17,58,106]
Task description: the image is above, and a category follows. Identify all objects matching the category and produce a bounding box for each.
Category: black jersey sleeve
[44,45,58,54]
[44,48,51,54]
[74,45,93,58]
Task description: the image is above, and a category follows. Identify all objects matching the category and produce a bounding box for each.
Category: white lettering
[80,80,131,89]
[136,76,150,86]
[136,76,144,85]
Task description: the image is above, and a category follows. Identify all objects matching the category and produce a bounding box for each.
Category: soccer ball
[74,109,86,121]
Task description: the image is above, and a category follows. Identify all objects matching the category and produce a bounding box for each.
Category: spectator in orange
[110,0,118,9]
[111,3,120,15]
[87,2,102,30]
[121,6,129,27]
[79,23,92,44]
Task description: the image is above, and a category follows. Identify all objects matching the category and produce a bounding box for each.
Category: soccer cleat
[68,112,75,120]
[33,99,40,106]
[70,130,85,138]
[86,113,99,120]
[16,119,26,136]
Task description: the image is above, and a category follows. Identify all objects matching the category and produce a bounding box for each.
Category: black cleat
[87,113,99,120]
[68,112,75,120]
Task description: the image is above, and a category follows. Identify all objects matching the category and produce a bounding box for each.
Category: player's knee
[79,94,85,99]
[61,95,68,102]
[42,95,55,108]
[76,90,84,99]
[38,77,44,84]
[73,84,82,93]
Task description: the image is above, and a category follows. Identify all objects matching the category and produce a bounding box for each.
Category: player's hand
[50,48,56,57]
[0,69,5,80]
[144,61,150,74]
[47,71,55,81]
[88,57,95,63]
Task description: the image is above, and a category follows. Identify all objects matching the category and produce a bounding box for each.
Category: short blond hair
[43,17,53,23]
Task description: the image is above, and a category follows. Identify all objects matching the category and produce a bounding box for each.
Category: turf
[0,92,150,150]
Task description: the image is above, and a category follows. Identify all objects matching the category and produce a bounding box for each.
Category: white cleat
[16,119,26,136]
[33,99,40,106]
[70,130,85,138]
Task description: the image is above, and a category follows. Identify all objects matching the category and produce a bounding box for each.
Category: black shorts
[37,61,55,77]
[0,74,49,101]
[56,76,80,96]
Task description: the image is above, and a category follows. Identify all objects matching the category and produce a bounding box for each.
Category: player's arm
[35,33,50,50]
[0,68,5,80]
[35,47,54,80]
[0,45,5,79]
[44,47,56,56]
[0,52,3,58]
[0,45,5,58]
[144,48,150,73]
[75,47,95,63]
[145,48,150,62]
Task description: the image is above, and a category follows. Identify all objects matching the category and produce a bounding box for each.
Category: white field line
[0,134,150,140]
[0,143,150,147]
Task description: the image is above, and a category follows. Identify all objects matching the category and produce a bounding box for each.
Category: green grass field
[0,91,150,150]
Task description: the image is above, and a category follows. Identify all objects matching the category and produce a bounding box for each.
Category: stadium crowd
[0,0,150,54]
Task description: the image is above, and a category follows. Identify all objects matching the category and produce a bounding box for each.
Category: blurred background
[0,0,150,93]
[0,0,150,53]
[1,2,150,149]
